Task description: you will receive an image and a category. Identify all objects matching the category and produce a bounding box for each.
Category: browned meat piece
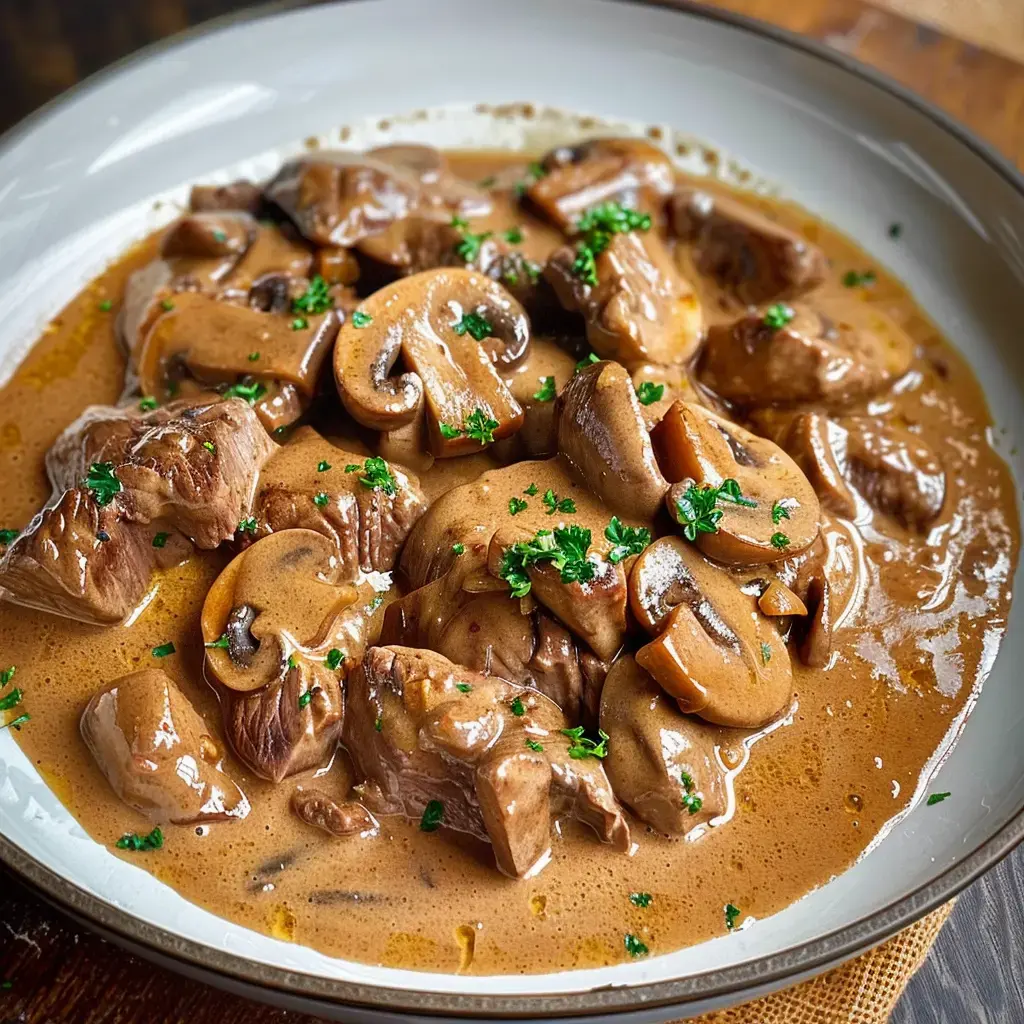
[670,188,828,305]
[0,398,273,624]
[345,646,630,878]
[630,537,793,728]
[190,180,263,215]
[367,144,493,219]
[81,669,249,826]
[557,359,668,521]
[601,656,742,834]
[202,529,388,780]
[291,788,379,838]
[333,268,527,456]
[653,400,821,566]
[545,230,702,367]
[251,427,427,577]
[699,298,914,409]
[527,138,675,231]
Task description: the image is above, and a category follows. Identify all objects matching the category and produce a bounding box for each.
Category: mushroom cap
[333,268,528,454]
[652,400,821,565]
[630,536,794,728]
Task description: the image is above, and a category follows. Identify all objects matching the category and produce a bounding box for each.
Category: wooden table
[1,1,1023,1021]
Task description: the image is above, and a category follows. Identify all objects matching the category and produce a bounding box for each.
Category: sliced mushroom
[652,401,820,565]
[630,537,793,728]
[251,427,427,578]
[556,359,668,521]
[527,138,675,231]
[291,788,379,838]
[600,655,740,834]
[670,187,828,305]
[545,230,703,367]
[81,669,249,825]
[333,268,527,455]
[699,298,914,409]
[757,580,808,617]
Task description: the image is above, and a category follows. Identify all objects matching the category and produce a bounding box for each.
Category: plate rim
[1,0,1023,1015]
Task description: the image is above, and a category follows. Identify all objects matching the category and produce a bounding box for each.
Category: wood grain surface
[1,1,1023,1022]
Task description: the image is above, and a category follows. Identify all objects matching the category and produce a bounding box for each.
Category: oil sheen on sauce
[0,151,1017,974]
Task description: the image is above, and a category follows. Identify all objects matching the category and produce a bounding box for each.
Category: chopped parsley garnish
[313,492,329,507]
[718,478,757,508]
[635,381,665,406]
[298,687,320,709]
[574,352,600,373]
[212,230,227,243]
[138,396,158,412]
[350,456,397,495]
[345,464,360,472]
[680,770,703,814]
[762,303,795,330]
[439,423,462,439]
[479,175,497,188]
[533,376,556,403]
[525,739,544,752]
[542,489,576,516]
[248,351,260,361]
[624,933,649,957]
[770,532,791,550]
[927,792,951,806]
[374,715,383,733]
[326,648,344,670]
[771,499,793,525]
[674,479,755,541]
[0,529,20,546]
[498,526,595,597]
[629,892,652,908]
[464,408,499,445]
[1,666,16,686]
[292,274,333,315]
[317,460,331,472]
[888,222,903,239]
[456,683,472,693]
[85,462,121,506]
[508,497,528,516]
[351,310,373,328]
[222,380,267,404]
[451,216,492,262]
[291,317,308,331]
[116,827,163,852]
[98,299,113,312]
[571,202,652,286]
[160,299,175,312]
[0,713,29,731]
[725,903,741,931]
[524,483,538,496]
[152,643,175,658]
[205,634,230,649]
[510,696,526,717]
[454,311,493,340]
[503,227,524,244]
[238,517,257,534]
[452,543,465,555]
[842,269,877,288]
[287,654,298,670]
[761,642,772,665]
[0,687,23,713]
[202,440,216,454]
[420,800,444,832]
[605,517,651,564]
[513,161,546,197]
[368,594,385,613]
[562,725,609,760]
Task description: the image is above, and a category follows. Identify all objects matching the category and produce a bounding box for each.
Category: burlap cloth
[682,902,954,1023]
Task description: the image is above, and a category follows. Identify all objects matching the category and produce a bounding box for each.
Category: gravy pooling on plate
[0,140,1016,973]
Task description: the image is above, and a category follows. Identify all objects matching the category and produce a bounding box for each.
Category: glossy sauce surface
[0,151,1017,974]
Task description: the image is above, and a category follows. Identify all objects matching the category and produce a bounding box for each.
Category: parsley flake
[152,643,175,658]
[351,456,397,495]
[927,792,951,806]
[762,303,795,330]
[317,460,331,472]
[116,826,164,852]
[248,351,260,361]
[138,396,158,412]
[237,517,257,534]
[771,499,793,524]
[439,423,462,440]
[291,317,308,331]
[1,713,29,731]
[0,530,17,546]
[503,226,524,244]
[85,462,121,506]
[508,497,528,516]
[222,380,267,405]
[298,686,320,709]
[571,202,652,286]
[562,725,609,760]
[451,216,492,262]
[574,352,600,373]
[292,274,333,315]
[510,696,526,717]
[629,892,652,908]
[452,543,465,555]
[542,489,576,516]
[842,269,877,288]
[420,800,444,832]
[680,770,703,814]
[326,649,344,670]
[374,716,383,733]
[351,310,373,328]
[0,687,23,713]
[313,492,329,507]
[533,376,556,402]
[160,299,175,312]
[635,381,665,406]
[454,311,493,340]
[205,634,230,650]
[605,517,651,564]
[525,738,544,752]
[464,408,499,445]
[761,642,772,665]
[98,299,113,312]
[202,440,216,453]
[725,903,741,931]
[770,532,791,550]
[498,526,596,597]
[456,683,472,693]
[624,934,649,957]
[524,483,538,496]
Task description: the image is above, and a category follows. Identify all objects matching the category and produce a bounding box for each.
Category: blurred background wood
[0,1,1023,1022]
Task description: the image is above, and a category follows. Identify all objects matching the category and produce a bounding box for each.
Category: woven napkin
[683,902,953,1023]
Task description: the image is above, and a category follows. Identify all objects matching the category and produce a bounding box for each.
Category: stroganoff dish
[0,137,1016,973]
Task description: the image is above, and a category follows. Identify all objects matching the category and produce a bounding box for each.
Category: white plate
[2,1,1024,1019]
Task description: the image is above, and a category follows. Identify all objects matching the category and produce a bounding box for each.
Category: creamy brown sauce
[0,149,1017,974]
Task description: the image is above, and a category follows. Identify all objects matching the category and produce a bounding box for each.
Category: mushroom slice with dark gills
[601,655,748,835]
[526,138,676,231]
[0,397,273,624]
[249,427,427,577]
[546,226,703,368]
[345,646,630,879]
[699,297,914,409]
[556,359,668,521]
[134,291,340,434]
[81,669,249,826]
[669,187,828,306]
[201,529,390,781]
[333,268,528,457]
[652,400,820,566]
[629,536,794,728]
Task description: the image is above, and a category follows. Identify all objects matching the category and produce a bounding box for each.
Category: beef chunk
[345,646,629,878]
[81,669,249,825]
